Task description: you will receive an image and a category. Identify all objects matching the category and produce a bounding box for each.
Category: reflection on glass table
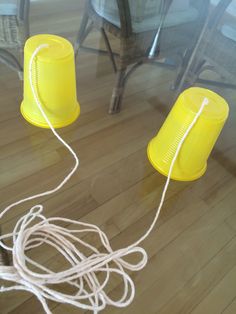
[177,0,236,93]
[75,0,209,114]
[0,0,30,79]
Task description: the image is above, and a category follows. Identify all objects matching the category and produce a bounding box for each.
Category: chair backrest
[211,0,236,15]
[92,0,192,21]
[209,0,233,29]
[198,0,236,78]
[17,0,30,22]
[0,0,17,15]
[0,0,30,45]
[0,0,29,21]
[91,0,209,37]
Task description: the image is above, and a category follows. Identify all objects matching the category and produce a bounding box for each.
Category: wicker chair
[0,0,30,79]
[176,0,236,93]
[75,0,209,114]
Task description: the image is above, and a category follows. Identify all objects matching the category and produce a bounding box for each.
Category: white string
[0,45,209,314]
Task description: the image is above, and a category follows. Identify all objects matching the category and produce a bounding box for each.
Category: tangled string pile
[0,204,147,313]
[0,45,208,313]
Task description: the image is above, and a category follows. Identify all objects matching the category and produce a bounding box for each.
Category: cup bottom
[147,139,207,182]
[20,101,80,129]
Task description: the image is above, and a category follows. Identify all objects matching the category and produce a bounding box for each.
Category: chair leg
[18,70,23,80]
[18,47,24,80]
[171,49,191,91]
[0,48,23,78]
[109,68,127,114]
[74,11,90,55]
[101,28,117,73]
[174,54,206,96]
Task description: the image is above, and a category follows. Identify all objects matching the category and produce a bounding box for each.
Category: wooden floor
[0,1,236,313]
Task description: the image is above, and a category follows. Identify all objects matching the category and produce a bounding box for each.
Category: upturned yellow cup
[147,87,229,181]
[21,34,80,128]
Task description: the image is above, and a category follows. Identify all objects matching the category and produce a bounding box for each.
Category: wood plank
[222,297,236,314]
[159,237,236,314]
[190,264,236,314]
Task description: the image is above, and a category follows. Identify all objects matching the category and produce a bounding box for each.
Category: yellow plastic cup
[21,34,80,128]
[147,87,229,181]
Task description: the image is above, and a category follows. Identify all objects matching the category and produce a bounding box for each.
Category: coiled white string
[0,45,209,314]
